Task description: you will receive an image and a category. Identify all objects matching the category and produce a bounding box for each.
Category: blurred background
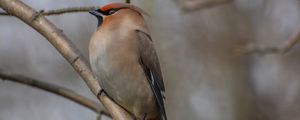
[1,0,300,120]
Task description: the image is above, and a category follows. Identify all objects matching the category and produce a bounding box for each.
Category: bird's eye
[108,9,117,15]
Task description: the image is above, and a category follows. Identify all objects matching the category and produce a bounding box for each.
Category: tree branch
[0,0,132,119]
[0,72,109,116]
[240,28,300,55]
[0,6,97,16]
[175,0,233,12]
[126,0,131,3]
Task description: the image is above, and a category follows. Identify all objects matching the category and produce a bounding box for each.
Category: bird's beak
[89,9,103,17]
[89,9,104,26]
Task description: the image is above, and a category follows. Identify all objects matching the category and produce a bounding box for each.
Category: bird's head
[89,3,148,27]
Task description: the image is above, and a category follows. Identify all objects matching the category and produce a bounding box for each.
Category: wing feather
[136,30,167,120]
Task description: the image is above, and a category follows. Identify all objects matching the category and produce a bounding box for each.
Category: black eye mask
[100,8,120,15]
[89,8,122,27]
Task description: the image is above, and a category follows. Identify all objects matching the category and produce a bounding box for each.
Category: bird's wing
[136,30,167,120]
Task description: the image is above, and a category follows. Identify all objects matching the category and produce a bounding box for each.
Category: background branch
[0,6,97,16]
[0,0,132,119]
[0,72,109,116]
[240,27,300,55]
[176,0,233,12]
[0,1,131,16]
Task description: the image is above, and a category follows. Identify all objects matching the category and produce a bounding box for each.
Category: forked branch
[0,0,132,119]
[0,0,133,16]
[240,27,300,55]
[0,6,97,16]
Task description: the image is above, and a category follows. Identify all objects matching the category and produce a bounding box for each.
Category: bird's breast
[89,30,143,95]
[89,27,157,118]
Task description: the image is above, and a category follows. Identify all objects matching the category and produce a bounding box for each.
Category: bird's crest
[100,3,149,16]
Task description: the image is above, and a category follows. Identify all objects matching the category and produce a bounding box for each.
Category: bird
[88,3,167,120]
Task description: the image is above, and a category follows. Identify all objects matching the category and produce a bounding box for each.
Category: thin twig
[176,0,233,12]
[241,27,300,55]
[0,6,97,16]
[0,72,109,116]
[236,43,281,55]
[0,0,132,119]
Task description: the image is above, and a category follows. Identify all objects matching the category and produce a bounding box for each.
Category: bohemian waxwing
[88,3,167,120]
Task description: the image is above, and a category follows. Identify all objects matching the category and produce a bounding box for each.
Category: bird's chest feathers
[90,31,139,75]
